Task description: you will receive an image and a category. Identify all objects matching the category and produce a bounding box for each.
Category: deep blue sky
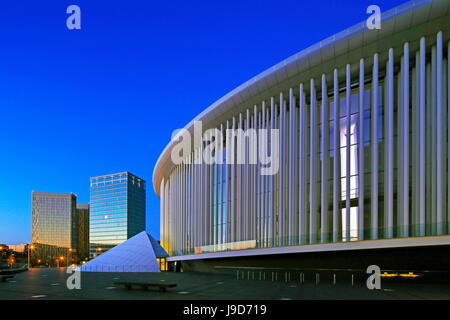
[0,0,405,244]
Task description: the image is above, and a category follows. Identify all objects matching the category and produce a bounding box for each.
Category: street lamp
[57,256,64,268]
[67,248,75,267]
[8,256,15,268]
[0,247,4,265]
[27,244,35,269]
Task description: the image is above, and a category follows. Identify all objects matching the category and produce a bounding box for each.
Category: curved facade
[154,0,450,260]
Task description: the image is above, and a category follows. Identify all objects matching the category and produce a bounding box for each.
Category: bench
[114,281,177,292]
[0,276,14,283]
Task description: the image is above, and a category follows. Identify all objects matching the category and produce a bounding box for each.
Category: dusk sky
[0,0,405,244]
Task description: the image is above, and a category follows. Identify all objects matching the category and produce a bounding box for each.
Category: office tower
[31,192,77,265]
[89,172,146,258]
[76,203,90,261]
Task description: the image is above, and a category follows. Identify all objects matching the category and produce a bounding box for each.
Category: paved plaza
[0,268,450,300]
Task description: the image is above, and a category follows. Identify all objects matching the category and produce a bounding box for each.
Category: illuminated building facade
[89,172,146,258]
[154,0,450,272]
[31,192,77,265]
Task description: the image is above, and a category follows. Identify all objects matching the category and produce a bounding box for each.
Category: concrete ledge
[167,235,450,262]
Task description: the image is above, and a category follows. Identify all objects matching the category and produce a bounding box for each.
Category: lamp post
[57,256,64,268]
[8,256,15,268]
[67,248,75,267]
[27,244,35,269]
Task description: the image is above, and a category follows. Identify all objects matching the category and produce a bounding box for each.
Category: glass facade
[89,172,146,258]
[157,2,450,257]
[31,192,77,265]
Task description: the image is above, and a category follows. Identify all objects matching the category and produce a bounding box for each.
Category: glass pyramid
[80,231,167,272]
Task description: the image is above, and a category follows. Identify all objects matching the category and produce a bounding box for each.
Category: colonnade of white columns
[160,32,450,256]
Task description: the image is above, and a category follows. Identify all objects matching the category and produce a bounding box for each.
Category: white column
[237,113,243,241]
[231,117,236,243]
[182,164,185,252]
[257,110,262,245]
[265,107,271,245]
[448,41,450,234]
[411,52,419,236]
[160,178,165,249]
[185,163,188,251]
[179,165,182,251]
[358,59,365,241]
[246,109,251,241]
[183,164,187,250]
[185,160,188,251]
[226,120,231,244]
[345,64,351,241]
[200,140,205,246]
[436,31,443,235]
[178,167,181,251]
[194,148,201,247]
[261,103,267,246]
[371,54,379,240]
[298,84,306,244]
[269,98,275,246]
[385,49,394,238]
[172,170,175,252]
[192,155,195,249]
[431,46,437,235]
[289,88,295,245]
[278,94,285,246]
[398,57,404,236]
[332,69,340,242]
[310,79,318,244]
[426,62,432,235]
[183,165,186,250]
[321,74,329,243]
[419,38,426,236]
[217,125,222,245]
[402,43,410,237]
[443,57,448,235]
[253,105,258,243]
[210,132,215,246]
[272,99,278,245]
[205,136,209,245]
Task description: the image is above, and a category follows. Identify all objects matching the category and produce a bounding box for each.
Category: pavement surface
[0,268,449,300]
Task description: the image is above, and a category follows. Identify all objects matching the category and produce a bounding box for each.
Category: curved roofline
[153,0,446,196]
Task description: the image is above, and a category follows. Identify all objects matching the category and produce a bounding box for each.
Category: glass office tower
[31,192,77,265]
[89,172,146,258]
